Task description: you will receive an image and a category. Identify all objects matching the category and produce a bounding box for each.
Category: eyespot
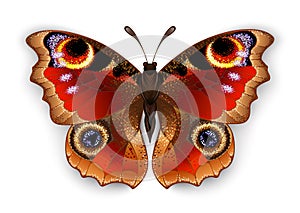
[70,121,111,159]
[191,121,231,159]
[206,37,245,68]
[56,38,94,69]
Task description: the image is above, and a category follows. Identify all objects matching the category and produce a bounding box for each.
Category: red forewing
[159,30,273,123]
[27,30,140,125]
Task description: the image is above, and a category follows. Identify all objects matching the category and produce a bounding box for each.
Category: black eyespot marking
[211,38,235,57]
[66,39,89,57]
[112,61,137,77]
[113,64,124,77]
[174,63,187,76]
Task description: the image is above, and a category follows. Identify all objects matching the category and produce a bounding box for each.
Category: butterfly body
[27,28,273,188]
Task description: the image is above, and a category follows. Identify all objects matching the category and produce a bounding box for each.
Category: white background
[1,0,299,212]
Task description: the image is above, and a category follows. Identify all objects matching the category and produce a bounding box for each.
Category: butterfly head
[124,26,176,72]
[143,62,157,71]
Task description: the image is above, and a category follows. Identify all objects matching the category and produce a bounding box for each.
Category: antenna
[124,26,148,63]
[152,26,176,63]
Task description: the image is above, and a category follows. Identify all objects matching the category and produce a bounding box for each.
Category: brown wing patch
[65,96,147,188]
[152,93,235,188]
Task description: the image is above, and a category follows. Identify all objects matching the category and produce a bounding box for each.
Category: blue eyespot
[198,129,219,148]
[81,129,102,148]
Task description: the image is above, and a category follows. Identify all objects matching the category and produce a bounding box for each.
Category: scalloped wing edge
[215,30,274,124]
[65,125,146,189]
[26,31,86,125]
[155,124,234,189]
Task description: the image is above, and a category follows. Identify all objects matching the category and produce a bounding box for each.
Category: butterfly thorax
[140,62,161,105]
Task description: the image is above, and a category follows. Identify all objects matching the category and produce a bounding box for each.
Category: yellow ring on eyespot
[56,38,94,69]
[56,38,69,53]
[206,37,244,68]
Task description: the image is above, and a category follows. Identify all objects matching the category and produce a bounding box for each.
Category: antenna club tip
[164,26,176,37]
[124,26,136,37]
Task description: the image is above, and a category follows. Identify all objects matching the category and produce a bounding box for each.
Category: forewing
[159,30,274,123]
[27,31,140,124]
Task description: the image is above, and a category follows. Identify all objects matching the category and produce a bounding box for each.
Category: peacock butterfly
[26,26,273,188]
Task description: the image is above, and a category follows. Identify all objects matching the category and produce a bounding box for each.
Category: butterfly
[26,26,273,188]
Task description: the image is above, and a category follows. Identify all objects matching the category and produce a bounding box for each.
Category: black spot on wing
[66,39,89,57]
